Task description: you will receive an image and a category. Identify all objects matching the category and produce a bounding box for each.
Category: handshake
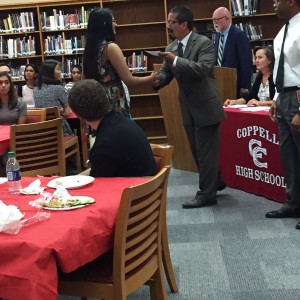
[151,71,160,87]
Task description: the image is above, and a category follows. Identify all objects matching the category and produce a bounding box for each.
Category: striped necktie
[275,23,289,93]
[177,42,183,57]
[217,34,224,66]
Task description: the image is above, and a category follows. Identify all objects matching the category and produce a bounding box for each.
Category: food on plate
[41,198,93,208]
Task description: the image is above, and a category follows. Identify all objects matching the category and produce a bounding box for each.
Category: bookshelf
[0,0,281,144]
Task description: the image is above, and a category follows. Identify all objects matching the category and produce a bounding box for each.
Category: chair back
[26,108,46,123]
[45,106,60,120]
[113,166,170,298]
[151,143,174,173]
[10,118,65,176]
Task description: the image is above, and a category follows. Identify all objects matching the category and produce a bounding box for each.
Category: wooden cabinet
[0,0,281,144]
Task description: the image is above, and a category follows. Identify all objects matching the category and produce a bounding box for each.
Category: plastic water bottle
[6,151,22,194]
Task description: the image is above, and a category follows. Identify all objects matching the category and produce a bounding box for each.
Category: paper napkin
[21,179,43,194]
[0,200,24,234]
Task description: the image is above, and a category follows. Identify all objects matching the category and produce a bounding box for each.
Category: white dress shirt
[273,12,300,88]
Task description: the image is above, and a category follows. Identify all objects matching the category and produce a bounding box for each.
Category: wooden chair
[45,106,81,175]
[150,144,178,293]
[58,166,171,300]
[26,108,47,123]
[10,118,65,176]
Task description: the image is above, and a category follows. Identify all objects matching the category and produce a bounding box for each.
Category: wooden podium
[154,65,237,172]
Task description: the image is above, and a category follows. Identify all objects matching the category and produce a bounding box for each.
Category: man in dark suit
[154,6,226,208]
[212,7,252,98]
[68,79,156,177]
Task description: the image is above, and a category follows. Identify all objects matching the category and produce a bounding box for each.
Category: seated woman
[224,46,275,107]
[64,64,82,95]
[18,63,39,107]
[0,71,27,125]
[33,59,73,136]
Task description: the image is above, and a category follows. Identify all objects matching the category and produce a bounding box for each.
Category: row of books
[0,12,36,33]
[43,34,86,55]
[0,36,36,59]
[126,52,148,72]
[40,7,95,31]
[235,22,262,40]
[61,57,83,77]
[231,0,260,16]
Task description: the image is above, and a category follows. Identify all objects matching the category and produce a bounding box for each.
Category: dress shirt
[173,31,192,66]
[273,12,300,88]
[220,23,231,46]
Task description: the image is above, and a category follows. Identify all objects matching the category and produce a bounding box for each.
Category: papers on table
[239,106,270,112]
[145,50,163,56]
[224,105,270,112]
[225,104,247,108]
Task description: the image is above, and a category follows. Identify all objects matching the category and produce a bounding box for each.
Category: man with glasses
[154,6,226,209]
[212,7,252,98]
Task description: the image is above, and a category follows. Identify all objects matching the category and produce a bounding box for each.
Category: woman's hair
[71,64,82,74]
[83,8,115,79]
[0,71,18,110]
[24,63,39,81]
[254,46,275,72]
[36,59,61,89]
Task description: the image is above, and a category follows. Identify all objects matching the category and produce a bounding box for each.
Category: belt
[281,86,300,93]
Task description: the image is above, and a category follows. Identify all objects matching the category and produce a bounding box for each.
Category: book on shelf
[231,0,260,16]
[0,36,36,58]
[0,12,35,33]
[126,52,148,72]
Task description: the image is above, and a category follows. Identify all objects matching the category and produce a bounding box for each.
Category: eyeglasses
[167,20,182,26]
[212,16,227,23]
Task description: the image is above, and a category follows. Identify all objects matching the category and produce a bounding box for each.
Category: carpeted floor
[58,168,300,300]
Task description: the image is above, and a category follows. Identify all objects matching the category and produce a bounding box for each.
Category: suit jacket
[157,31,225,127]
[214,25,252,96]
[246,72,275,102]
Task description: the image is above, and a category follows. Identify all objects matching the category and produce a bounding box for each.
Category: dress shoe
[296,222,300,230]
[217,181,227,191]
[265,209,300,218]
[182,197,217,209]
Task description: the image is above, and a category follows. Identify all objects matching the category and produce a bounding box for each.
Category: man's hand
[269,101,277,122]
[291,113,300,135]
[159,52,176,64]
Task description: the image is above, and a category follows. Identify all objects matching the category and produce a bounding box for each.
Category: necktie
[177,42,183,57]
[217,34,224,66]
[275,23,289,92]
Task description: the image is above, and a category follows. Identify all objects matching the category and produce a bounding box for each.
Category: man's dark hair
[0,71,17,110]
[68,79,111,121]
[36,59,61,89]
[0,62,11,73]
[169,6,194,31]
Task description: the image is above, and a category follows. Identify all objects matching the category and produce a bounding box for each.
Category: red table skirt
[220,108,285,203]
[0,125,10,156]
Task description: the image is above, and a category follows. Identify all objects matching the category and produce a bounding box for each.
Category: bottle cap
[8,151,15,157]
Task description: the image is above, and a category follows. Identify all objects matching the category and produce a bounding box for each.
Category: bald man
[212,7,252,98]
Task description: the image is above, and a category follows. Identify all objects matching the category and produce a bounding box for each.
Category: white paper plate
[47,175,95,189]
[42,196,95,211]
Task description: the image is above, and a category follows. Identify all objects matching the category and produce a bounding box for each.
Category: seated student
[224,46,275,107]
[64,64,82,95]
[0,63,12,75]
[0,71,27,125]
[17,63,39,107]
[68,79,156,177]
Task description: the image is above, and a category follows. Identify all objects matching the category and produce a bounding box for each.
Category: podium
[154,65,237,172]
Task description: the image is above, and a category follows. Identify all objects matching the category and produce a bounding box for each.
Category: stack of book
[126,52,148,72]
[231,0,260,16]
[0,11,36,33]
[40,6,95,31]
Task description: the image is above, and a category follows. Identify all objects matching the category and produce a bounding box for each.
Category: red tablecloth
[0,176,148,300]
[220,108,285,202]
[0,125,10,156]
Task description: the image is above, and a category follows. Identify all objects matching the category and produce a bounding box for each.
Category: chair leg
[149,267,168,300]
[162,217,178,293]
[75,147,81,173]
